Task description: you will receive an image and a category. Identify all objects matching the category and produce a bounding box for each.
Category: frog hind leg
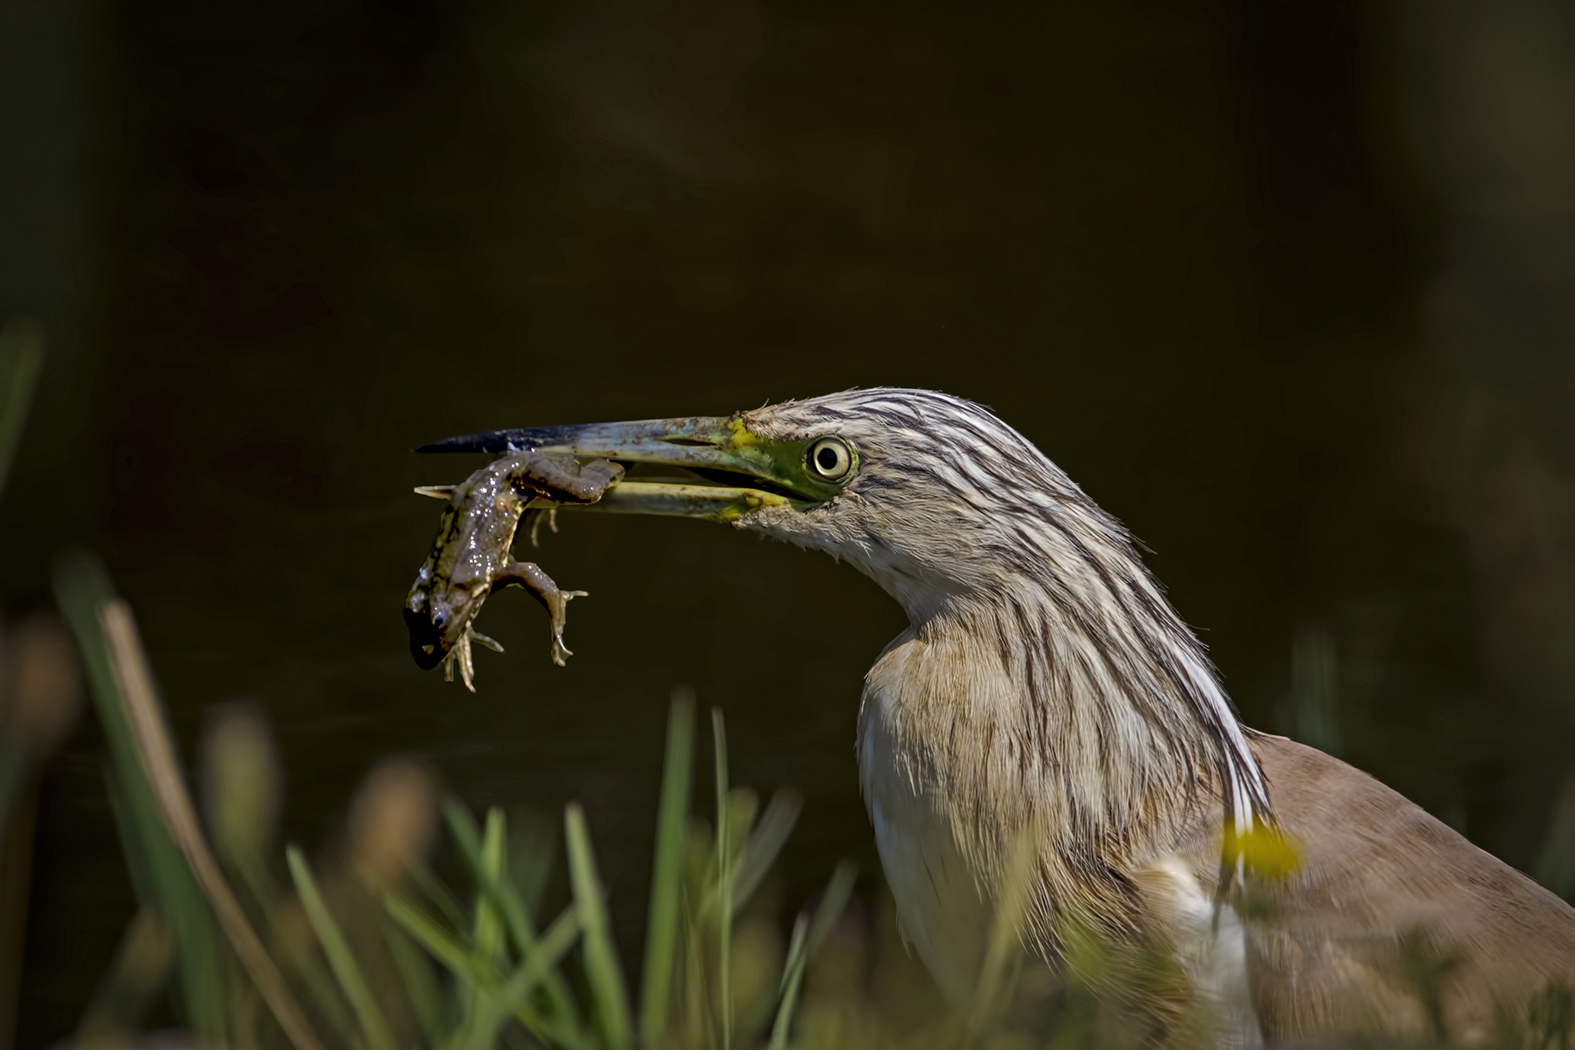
[493,561,587,667]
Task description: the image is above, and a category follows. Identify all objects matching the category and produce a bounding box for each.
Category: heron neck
[897,580,1270,850]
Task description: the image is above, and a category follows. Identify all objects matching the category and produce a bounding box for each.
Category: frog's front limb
[511,456,625,505]
[442,632,476,692]
[440,627,503,693]
[492,561,587,667]
[468,629,504,653]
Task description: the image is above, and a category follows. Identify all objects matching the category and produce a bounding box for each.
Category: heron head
[418,389,1111,617]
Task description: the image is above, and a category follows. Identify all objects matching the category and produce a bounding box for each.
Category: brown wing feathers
[1237,735,1575,1042]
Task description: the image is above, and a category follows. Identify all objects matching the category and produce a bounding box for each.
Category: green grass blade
[383,919,449,1048]
[711,707,733,1050]
[385,892,488,985]
[456,808,596,1049]
[53,554,227,1042]
[412,863,471,932]
[0,317,45,497]
[969,823,1041,1031]
[501,902,581,1012]
[640,690,695,1046]
[286,847,396,1050]
[442,800,586,1038]
[474,905,586,1050]
[475,809,506,959]
[681,884,717,1050]
[446,803,535,952]
[505,809,558,921]
[769,862,856,1049]
[768,914,810,1049]
[389,887,584,1050]
[806,862,857,950]
[464,808,508,1032]
[388,889,554,1044]
[272,924,358,1044]
[729,788,803,916]
[565,803,633,1050]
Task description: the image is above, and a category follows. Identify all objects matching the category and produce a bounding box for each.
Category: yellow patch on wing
[1224,822,1299,879]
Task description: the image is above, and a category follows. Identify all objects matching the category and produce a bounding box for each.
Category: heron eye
[806,436,853,481]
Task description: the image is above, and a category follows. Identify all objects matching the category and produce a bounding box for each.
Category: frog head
[404,549,491,671]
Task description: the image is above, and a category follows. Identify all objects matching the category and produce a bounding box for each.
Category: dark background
[6,0,1575,1042]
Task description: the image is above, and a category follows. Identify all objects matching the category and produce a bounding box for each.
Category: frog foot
[495,560,589,667]
[549,590,589,667]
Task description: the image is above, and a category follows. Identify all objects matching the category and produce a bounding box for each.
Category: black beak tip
[414,424,588,455]
[415,432,505,454]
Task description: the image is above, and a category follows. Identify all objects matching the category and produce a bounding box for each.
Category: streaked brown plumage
[423,388,1575,1044]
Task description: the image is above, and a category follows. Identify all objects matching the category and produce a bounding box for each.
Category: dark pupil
[817,446,839,471]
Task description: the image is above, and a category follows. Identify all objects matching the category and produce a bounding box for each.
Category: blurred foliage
[1,319,85,1050]
[30,561,1575,1048]
[49,559,881,1049]
[42,559,1161,1050]
[0,319,44,497]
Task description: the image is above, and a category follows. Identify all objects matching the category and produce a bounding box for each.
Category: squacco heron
[421,388,1575,1042]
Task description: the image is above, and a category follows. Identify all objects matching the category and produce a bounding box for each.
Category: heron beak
[416,414,824,523]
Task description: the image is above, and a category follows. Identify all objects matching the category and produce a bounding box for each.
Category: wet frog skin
[405,451,624,690]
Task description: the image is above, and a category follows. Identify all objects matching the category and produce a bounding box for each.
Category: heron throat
[749,495,1275,884]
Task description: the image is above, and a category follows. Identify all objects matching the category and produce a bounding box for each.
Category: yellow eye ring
[806,436,853,481]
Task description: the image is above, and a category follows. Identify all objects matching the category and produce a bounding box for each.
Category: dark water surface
[7,0,1575,1040]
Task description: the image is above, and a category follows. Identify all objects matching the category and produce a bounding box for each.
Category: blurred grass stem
[969,820,1040,1033]
[640,689,694,1046]
[442,803,586,1038]
[98,599,326,1050]
[711,708,732,1050]
[565,803,633,1050]
[286,846,396,1050]
[0,318,44,497]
